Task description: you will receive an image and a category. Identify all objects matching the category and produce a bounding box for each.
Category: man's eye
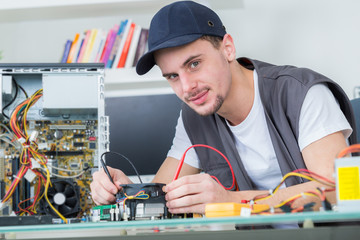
[167,74,178,80]
[190,61,199,69]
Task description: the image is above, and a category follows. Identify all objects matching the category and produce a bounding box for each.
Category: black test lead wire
[100,151,143,184]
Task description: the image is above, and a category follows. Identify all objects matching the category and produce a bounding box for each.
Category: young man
[90,1,357,214]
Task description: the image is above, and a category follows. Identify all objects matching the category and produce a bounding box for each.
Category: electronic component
[39,179,81,218]
[92,204,119,221]
[90,183,170,222]
[335,156,360,212]
[205,202,269,218]
[116,183,169,221]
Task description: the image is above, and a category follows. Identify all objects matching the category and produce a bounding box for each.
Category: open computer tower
[0,63,108,223]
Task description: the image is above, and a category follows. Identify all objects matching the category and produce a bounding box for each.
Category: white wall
[218,0,360,99]
[0,0,359,98]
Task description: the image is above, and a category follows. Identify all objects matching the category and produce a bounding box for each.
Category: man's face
[154,39,232,116]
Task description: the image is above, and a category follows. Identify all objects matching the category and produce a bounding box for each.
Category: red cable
[173,144,236,190]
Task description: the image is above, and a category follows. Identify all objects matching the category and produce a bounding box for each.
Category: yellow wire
[251,192,319,214]
[122,191,150,210]
[2,166,27,202]
[254,172,334,202]
[43,164,68,224]
[19,90,68,221]
[3,89,68,222]
[273,192,318,208]
[23,89,42,135]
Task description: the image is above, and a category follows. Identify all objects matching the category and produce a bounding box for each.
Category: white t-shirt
[167,70,352,190]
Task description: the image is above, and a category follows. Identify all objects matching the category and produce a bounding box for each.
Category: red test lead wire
[172,144,236,190]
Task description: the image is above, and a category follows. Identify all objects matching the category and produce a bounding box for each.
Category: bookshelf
[0,0,241,96]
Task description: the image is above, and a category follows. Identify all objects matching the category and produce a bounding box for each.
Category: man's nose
[180,72,196,93]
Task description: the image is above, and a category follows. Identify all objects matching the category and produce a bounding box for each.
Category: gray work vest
[182,57,357,191]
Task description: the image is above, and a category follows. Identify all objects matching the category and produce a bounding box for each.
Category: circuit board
[1,120,98,218]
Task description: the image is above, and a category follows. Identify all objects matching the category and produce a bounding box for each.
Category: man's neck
[217,62,254,126]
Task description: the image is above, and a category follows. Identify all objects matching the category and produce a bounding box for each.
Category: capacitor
[54,130,63,140]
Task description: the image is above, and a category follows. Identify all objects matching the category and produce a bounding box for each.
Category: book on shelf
[66,33,80,63]
[61,39,72,63]
[116,22,136,68]
[106,19,128,68]
[77,30,92,63]
[112,19,133,69]
[82,29,98,63]
[124,24,141,68]
[89,29,106,63]
[132,28,149,67]
[99,28,113,63]
[75,37,85,63]
[101,24,119,65]
[93,30,107,63]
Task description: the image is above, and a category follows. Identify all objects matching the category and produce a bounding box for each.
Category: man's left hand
[164,173,231,214]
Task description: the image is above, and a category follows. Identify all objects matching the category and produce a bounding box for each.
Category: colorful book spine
[82,29,98,63]
[132,28,149,67]
[106,20,128,68]
[99,29,113,63]
[61,40,72,63]
[89,29,104,63]
[77,30,92,63]
[116,22,136,68]
[93,30,107,63]
[125,24,141,68]
[66,33,80,63]
[75,38,85,63]
[101,25,119,65]
[112,19,132,69]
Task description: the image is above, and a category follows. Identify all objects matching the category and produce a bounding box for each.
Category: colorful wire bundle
[118,190,150,210]
[252,187,330,214]
[16,169,46,215]
[1,89,68,223]
[251,169,335,203]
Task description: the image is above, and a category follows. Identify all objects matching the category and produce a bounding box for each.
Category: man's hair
[200,35,223,49]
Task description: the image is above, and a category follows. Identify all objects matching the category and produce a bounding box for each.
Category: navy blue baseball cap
[136,1,226,75]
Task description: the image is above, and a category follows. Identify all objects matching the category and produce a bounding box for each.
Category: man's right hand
[90,166,133,205]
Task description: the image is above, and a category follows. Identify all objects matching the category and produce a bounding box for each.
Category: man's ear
[222,34,236,62]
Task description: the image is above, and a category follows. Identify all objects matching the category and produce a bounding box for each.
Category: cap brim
[136,34,203,75]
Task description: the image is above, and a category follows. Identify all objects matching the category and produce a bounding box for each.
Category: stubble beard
[193,95,224,117]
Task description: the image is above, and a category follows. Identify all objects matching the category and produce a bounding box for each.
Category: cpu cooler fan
[40,179,81,218]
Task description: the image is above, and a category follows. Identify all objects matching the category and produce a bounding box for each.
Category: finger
[165,174,207,192]
[94,170,119,195]
[166,182,201,201]
[166,175,217,202]
[167,190,209,209]
[90,181,117,205]
[109,167,133,188]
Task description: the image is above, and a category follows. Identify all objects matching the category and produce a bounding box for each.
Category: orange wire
[337,144,360,158]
